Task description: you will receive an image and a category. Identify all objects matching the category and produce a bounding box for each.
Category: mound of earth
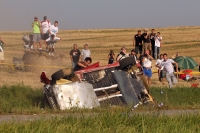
[22,50,66,75]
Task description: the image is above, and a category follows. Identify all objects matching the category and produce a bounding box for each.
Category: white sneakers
[49,52,54,56]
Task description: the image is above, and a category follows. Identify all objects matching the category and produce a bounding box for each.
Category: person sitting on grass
[46,34,61,56]
[74,57,92,71]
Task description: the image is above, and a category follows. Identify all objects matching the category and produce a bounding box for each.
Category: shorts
[48,43,55,48]
[33,33,41,42]
[135,45,143,54]
[0,52,4,60]
[41,33,49,40]
[143,68,152,77]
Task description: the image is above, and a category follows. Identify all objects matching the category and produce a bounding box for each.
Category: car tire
[119,57,136,69]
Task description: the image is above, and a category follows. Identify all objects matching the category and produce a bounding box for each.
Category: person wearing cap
[41,16,51,51]
[49,21,58,36]
[81,44,91,61]
[116,46,129,62]
[142,28,151,55]
[32,16,41,50]
[70,44,81,68]
[46,34,61,56]
[133,30,143,58]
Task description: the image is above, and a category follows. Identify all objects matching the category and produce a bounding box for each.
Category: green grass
[0,85,200,114]
[0,112,199,133]
[0,85,200,132]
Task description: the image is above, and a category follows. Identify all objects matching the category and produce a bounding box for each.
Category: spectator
[133,30,143,57]
[81,44,91,61]
[0,37,6,66]
[155,54,165,85]
[74,57,92,71]
[116,46,129,61]
[129,49,137,63]
[70,44,81,69]
[46,34,61,56]
[32,16,41,50]
[142,51,154,86]
[108,50,115,64]
[41,16,51,51]
[150,29,156,58]
[49,21,58,36]
[142,28,151,55]
[22,34,33,49]
[160,53,179,88]
[172,52,181,72]
[154,32,162,60]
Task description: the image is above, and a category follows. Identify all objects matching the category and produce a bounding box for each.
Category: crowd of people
[106,28,179,89]
[22,16,60,56]
[2,22,199,88]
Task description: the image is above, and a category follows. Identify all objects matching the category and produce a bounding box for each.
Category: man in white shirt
[154,32,162,60]
[41,16,51,50]
[81,44,91,61]
[161,53,179,88]
[155,54,165,84]
[49,21,58,36]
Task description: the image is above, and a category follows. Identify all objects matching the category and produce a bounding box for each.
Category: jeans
[166,73,177,88]
[154,46,160,59]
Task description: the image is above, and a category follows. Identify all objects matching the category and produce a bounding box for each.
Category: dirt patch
[22,50,66,75]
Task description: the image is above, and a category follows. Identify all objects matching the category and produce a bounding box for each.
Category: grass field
[0,26,200,88]
[0,27,200,131]
[0,112,200,133]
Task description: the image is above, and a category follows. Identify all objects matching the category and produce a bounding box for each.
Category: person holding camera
[108,50,115,64]
[32,16,41,50]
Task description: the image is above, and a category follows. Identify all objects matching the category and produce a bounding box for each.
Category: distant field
[0,26,200,88]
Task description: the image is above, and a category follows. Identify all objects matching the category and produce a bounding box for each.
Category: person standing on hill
[142,28,151,55]
[0,37,6,66]
[150,29,156,58]
[133,30,143,58]
[160,53,179,88]
[41,16,51,51]
[81,44,91,61]
[49,21,58,36]
[70,44,81,69]
[32,16,41,50]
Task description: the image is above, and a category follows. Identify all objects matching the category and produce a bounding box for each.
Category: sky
[0,0,200,31]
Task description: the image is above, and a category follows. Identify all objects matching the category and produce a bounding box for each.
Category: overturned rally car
[40,57,154,110]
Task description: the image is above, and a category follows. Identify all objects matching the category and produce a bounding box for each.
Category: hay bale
[22,50,66,75]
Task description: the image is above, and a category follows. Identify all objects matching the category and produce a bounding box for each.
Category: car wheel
[119,57,136,69]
